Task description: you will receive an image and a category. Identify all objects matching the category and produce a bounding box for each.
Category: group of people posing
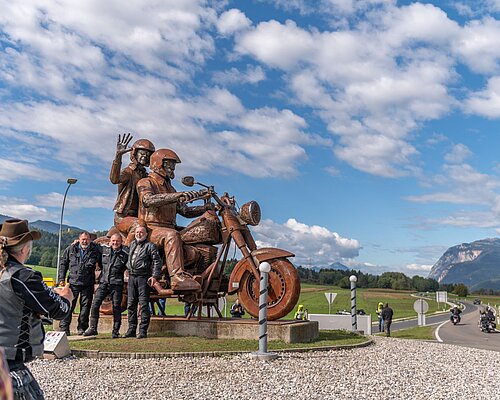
[58,228,161,339]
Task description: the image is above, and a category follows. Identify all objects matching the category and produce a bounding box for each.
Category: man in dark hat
[0,219,74,399]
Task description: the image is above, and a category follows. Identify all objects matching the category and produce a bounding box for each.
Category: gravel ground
[29,337,500,400]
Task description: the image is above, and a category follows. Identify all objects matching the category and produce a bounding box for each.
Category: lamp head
[67,178,78,185]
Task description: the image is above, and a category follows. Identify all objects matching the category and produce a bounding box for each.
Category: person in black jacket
[381,303,394,337]
[84,233,128,338]
[0,219,73,400]
[125,225,162,339]
[58,231,103,335]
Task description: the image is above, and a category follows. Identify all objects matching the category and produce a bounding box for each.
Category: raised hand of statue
[116,133,133,157]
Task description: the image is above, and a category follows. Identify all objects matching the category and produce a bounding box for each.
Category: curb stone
[70,337,374,359]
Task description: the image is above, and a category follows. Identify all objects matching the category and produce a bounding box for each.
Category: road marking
[434,320,448,343]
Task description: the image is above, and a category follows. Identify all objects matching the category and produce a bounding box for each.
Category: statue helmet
[130,139,155,162]
[150,148,181,172]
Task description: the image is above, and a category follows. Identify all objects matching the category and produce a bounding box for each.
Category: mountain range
[428,238,500,290]
[312,262,349,272]
[0,214,82,234]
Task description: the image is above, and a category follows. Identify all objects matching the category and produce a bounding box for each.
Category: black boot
[124,328,136,338]
[112,322,121,339]
[83,318,99,337]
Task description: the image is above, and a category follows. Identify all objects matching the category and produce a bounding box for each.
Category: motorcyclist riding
[450,305,461,323]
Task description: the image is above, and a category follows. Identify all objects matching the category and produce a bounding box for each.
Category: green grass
[380,325,435,340]
[285,285,444,320]
[69,330,367,353]
[29,265,57,280]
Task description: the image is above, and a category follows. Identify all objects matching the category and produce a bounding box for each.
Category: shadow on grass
[70,330,367,353]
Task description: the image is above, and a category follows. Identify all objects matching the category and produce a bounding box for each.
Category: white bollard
[350,275,357,331]
[250,261,278,361]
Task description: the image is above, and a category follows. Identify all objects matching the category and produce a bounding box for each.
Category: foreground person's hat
[0,219,41,247]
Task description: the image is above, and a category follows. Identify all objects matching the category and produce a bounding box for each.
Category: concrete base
[250,351,279,361]
[55,314,319,344]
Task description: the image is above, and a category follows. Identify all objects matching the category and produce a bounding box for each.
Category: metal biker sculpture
[103,135,300,320]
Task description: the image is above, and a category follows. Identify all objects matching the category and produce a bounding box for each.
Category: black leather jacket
[127,239,162,279]
[58,242,103,286]
[99,245,128,285]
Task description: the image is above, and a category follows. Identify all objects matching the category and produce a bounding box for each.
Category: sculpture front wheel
[238,258,301,320]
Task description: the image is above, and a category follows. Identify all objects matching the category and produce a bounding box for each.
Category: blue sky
[1,0,500,276]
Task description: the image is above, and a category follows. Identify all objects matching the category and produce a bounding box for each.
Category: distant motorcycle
[451,314,461,325]
[479,315,496,333]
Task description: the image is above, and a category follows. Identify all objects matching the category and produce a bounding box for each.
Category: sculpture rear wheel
[238,258,300,320]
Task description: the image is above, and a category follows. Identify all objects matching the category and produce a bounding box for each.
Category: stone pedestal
[56,314,319,343]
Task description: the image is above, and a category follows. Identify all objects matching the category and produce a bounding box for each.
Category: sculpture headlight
[240,201,261,226]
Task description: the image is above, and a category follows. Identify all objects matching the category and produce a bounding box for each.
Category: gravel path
[30,337,500,400]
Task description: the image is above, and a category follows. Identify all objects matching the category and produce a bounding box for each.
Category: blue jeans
[378,316,384,332]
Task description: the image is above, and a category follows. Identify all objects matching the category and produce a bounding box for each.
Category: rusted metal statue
[137,149,212,291]
[109,134,155,245]
[102,137,300,320]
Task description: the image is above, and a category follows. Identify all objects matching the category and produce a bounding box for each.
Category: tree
[453,283,469,297]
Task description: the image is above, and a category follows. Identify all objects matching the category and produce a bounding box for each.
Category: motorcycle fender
[227,247,295,294]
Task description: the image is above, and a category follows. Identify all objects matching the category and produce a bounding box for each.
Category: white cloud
[406,161,500,230]
[0,158,64,182]
[405,263,433,271]
[235,4,458,177]
[464,76,500,118]
[236,20,315,70]
[253,218,361,265]
[35,193,115,210]
[444,143,473,164]
[217,9,251,36]
[0,196,52,221]
[453,18,500,74]
[212,65,265,85]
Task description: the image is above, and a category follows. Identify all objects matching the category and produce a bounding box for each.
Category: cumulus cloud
[444,143,473,164]
[217,9,251,36]
[253,218,361,265]
[0,196,52,221]
[464,76,500,118]
[212,65,265,85]
[235,3,460,177]
[405,263,433,271]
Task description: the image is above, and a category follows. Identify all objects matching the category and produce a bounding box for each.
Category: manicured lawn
[380,325,435,340]
[69,330,367,353]
[286,284,444,320]
[30,265,57,280]
[31,264,470,320]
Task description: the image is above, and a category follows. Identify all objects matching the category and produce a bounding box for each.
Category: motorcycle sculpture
[166,176,300,320]
[102,176,301,321]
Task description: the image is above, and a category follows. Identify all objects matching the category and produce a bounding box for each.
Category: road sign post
[324,292,337,314]
[436,291,447,309]
[413,299,429,326]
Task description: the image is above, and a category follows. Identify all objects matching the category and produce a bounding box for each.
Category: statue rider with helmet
[109,134,155,245]
[137,148,213,291]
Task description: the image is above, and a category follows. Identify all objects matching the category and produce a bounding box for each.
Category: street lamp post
[56,178,77,285]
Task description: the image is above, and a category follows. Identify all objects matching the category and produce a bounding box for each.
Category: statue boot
[170,271,201,291]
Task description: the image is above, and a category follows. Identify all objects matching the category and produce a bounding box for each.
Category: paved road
[435,302,500,352]
[381,301,500,352]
